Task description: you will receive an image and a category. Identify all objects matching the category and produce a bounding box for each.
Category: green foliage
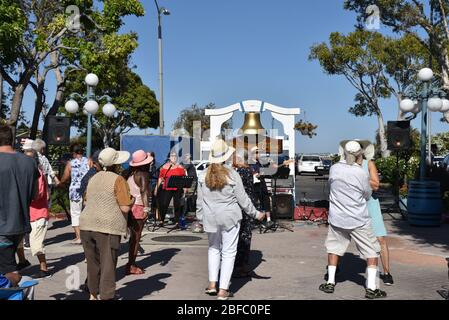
[343,0,449,91]
[432,131,449,155]
[173,103,231,136]
[0,0,26,65]
[310,30,391,117]
[0,0,146,132]
[50,187,70,215]
[294,120,318,138]
[375,155,420,185]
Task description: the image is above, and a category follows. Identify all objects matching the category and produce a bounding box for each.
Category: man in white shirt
[319,141,386,299]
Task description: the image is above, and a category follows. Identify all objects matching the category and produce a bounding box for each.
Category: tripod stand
[260,166,294,233]
[383,150,407,220]
[437,257,449,300]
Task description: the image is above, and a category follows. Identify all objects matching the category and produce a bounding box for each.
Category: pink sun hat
[129,150,154,167]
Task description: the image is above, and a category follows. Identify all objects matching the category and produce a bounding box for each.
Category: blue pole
[419,82,428,179]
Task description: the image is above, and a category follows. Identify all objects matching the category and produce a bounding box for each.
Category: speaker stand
[260,174,294,234]
[382,150,407,221]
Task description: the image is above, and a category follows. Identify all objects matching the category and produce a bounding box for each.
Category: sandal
[204,287,218,296]
[217,290,234,301]
[125,264,145,275]
[319,283,336,293]
[365,288,387,299]
[71,239,82,245]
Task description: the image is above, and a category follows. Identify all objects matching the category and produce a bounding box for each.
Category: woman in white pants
[196,139,265,300]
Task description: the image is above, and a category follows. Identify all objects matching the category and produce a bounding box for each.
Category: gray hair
[31,139,46,152]
[24,149,39,167]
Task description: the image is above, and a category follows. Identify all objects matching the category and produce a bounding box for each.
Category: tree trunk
[30,79,46,139]
[377,111,390,158]
[396,93,405,121]
[7,83,27,140]
[42,66,66,141]
[436,45,449,91]
[7,67,34,140]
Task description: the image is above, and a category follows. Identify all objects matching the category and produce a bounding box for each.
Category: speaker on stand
[386,120,411,218]
[271,194,295,220]
[387,121,411,151]
[46,116,71,146]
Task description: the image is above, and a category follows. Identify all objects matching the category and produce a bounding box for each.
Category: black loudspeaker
[271,194,294,220]
[47,116,71,145]
[387,121,411,150]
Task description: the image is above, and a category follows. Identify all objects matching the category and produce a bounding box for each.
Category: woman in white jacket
[197,139,265,300]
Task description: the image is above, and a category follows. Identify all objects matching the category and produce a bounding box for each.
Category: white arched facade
[201,100,300,198]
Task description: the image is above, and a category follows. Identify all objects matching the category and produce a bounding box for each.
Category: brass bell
[240,112,265,135]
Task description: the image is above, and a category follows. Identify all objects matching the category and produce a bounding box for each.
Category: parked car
[433,156,445,167]
[297,155,323,175]
[442,154,449,170]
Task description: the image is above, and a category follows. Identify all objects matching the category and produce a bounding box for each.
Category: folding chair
[0,279,38,300]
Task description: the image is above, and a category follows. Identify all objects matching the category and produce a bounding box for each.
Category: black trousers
[254,182,271,212]
[158,189,184,223]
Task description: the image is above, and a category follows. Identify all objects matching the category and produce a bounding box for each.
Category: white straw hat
[339,139,375,161]
[209,139,236,164]
[98,148,130,168]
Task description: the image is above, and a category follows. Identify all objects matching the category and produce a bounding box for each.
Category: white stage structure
[201,100,300,200]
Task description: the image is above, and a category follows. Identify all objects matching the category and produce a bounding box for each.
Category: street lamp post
[400,68,448,179]
[64,73,116,157]
[400,68,446,227]
[154,0,170,136]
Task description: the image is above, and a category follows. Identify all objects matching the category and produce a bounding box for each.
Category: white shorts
[70,199,83,227]
[325,222,380,259]
[30,218,48,256]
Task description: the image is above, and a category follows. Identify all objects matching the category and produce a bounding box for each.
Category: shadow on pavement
[117,273,172,300]
[47,219,71,231]
[44,232,77,246]
[116,248,181,281]
[230,250,271,294]
[45,252,86,275]
[51,290,89,300]
[389,219,449,252]
[338,253,367,287]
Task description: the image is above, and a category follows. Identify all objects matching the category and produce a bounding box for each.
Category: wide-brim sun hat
[129,150,153,167]
[209,139,236,164]
[21,138,34,151]
[339,139,375,161]
[99,148,130,168]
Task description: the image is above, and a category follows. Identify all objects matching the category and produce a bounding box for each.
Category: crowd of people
[0,122,393,300]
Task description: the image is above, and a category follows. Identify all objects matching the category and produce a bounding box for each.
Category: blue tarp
[120,135,193,167]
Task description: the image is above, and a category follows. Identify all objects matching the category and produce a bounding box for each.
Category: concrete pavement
[19,215,449,300]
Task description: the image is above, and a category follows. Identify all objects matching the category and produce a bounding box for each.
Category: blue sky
[20,0,449,154]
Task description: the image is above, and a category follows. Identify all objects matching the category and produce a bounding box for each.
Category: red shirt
[159,166,186,190]
[30,169,49,222]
